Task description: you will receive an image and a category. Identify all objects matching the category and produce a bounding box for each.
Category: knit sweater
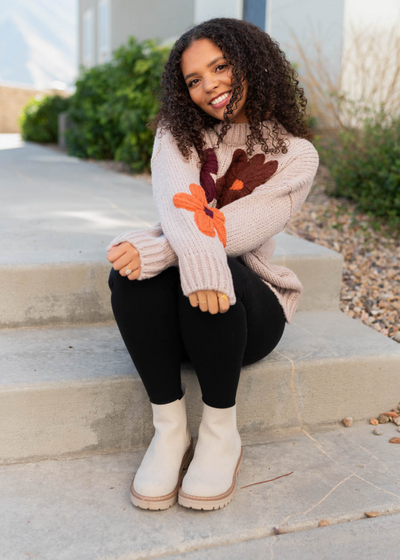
[106,120,319,323]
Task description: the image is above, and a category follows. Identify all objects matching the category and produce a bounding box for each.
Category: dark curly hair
[149,17,314,166]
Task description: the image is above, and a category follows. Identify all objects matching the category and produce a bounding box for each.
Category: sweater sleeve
[106,135,318,292]
[148,127,236,304]
[222,139,319,256]
[106,222,178,280]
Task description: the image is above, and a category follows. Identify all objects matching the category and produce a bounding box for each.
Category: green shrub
[19,95,70,143]
[316,110,400,230]
[66,36,170,172]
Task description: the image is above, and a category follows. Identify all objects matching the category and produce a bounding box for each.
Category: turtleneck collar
[210,120,275,146]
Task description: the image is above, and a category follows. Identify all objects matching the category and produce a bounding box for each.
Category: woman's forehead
[181,39,225,73]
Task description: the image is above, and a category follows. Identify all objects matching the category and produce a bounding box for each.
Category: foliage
[66,37,170,172]
[19,95,69,143]
[315,108,400,230]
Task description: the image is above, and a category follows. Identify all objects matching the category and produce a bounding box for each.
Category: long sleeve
[149,127,236,303]
[107,136,319,287]
[222,139,319,256]
[106,222,178,280]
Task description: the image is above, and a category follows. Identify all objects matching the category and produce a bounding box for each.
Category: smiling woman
[106,17,318,514]
[181,39,249,123]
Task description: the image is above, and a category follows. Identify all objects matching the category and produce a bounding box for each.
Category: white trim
[266,0,272,34]
[83,8,94,67]
[237,0,244,19]
[98,0,111,63]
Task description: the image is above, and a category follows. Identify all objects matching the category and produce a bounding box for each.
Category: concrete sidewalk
[2,423,400,559]
[1,134,400,559]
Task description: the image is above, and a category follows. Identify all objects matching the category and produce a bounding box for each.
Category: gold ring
[218,294,229,301]
[198,300,207,304]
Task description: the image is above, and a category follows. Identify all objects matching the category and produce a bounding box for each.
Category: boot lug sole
[130,437,194,511]
[178,447,243,511]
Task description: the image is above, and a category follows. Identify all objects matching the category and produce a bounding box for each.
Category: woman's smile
[209,91,232,109]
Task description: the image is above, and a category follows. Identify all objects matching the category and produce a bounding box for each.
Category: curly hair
[149,17,314,166]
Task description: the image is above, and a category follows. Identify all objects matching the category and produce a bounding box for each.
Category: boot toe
[134,469,178,497]
[181,472,231,497]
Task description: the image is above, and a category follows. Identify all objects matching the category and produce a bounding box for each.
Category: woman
[106,17,319,511]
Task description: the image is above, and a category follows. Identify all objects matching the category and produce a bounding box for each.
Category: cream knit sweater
[106,120,319,323]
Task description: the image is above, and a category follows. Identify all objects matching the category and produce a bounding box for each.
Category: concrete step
[0,138,343,328]
[2,423,400,560]
[1,310,399,465]
[0,233,343,329]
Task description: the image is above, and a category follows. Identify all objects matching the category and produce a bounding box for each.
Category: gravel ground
[283,165,400,343]
[89,158,400,344]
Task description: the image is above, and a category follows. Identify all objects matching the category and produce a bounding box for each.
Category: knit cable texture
[106,121,319,323]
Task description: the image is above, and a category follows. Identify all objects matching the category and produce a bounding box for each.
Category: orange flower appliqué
[172,183,227,247]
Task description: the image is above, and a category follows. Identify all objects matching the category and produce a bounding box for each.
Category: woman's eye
[188,64,228,88]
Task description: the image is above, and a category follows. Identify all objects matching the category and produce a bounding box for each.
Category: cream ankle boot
[178,402,243,510]
[130,387,193,510]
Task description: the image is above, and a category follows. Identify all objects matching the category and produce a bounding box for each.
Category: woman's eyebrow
[184,56,226,81]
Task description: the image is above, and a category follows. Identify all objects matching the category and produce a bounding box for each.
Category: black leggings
[108,257,286,409]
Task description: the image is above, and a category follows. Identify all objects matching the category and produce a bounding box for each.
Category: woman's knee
[108,265,179,293]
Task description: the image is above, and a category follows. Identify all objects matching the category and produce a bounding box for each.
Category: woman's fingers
[188,290,230,314]
[189,293,200,307]
[196,290,209,312]
[106,244,124,263]
[125,263,141,280]
[217,291,230,313]
[107,242,141,277]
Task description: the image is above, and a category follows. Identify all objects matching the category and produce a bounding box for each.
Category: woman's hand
[188,290,230,314]
[107,242,141,280]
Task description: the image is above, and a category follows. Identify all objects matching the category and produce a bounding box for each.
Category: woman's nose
[203,75,220,94]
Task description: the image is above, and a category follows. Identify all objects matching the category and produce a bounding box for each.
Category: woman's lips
[210,91,232,109]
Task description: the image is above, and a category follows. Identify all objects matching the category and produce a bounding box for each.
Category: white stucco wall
[268,0,346,80]
[341,0,400,120]
[194,0,243,24]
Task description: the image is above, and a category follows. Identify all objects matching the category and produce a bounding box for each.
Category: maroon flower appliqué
[200,148,218,203]
[215,149,278,209]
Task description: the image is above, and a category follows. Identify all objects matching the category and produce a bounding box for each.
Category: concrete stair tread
[2,423,400,560]
[1,311,399,388]
[1,310,400,464]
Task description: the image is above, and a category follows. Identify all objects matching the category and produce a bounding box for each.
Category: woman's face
[181,38,248,123]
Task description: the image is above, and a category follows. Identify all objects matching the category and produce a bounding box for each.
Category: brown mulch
[283,165,400,342]
[86,158,400,343]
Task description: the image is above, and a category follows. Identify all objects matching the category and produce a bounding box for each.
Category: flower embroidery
[215,149,279,209]
[172,183,227,247]
[200,148,218,203]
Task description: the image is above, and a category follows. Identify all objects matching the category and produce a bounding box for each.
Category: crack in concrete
[291,320,339,358]
[274,350,304,431]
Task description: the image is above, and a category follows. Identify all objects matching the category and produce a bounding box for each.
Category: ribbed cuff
[177,248,236,305]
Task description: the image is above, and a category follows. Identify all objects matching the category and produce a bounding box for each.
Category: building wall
[341,0,400,119]
[0,84,69,133]
[79,0,195,68]
[194,0,243,23]
[111,0,194,51]
[268,0,346,81]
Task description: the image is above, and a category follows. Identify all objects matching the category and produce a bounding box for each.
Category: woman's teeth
[211,92,230,105]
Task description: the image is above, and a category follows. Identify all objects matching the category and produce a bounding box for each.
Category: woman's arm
[107,136,319,275]
[222,140,319,256]
[148,127,236,304]
[106,222,178,280]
